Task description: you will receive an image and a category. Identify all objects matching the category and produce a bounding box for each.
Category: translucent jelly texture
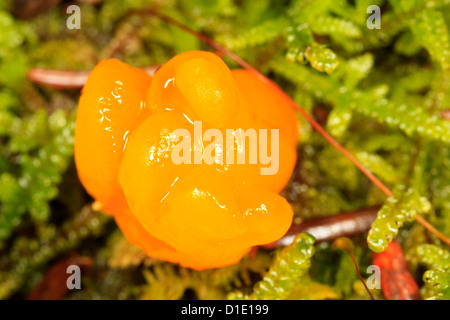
[74,51,298,270]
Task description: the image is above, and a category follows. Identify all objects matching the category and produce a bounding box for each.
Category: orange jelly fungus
[74,51,298,270]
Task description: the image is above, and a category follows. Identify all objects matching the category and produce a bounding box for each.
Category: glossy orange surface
[75,51,298,270]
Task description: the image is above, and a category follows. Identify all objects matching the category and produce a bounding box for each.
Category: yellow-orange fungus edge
[74,51,298,270]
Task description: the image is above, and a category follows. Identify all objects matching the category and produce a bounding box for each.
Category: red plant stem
[415,215,450,246]
[372,240,422,300]
[289,105,394,197]
[263,206,380,249]
[350,252,375,300]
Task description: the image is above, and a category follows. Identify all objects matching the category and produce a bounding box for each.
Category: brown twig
[263,206,380,249]
[27,69,92,90]
[27,66,158,90]
[13,0,62,20]
[25,254,93,300]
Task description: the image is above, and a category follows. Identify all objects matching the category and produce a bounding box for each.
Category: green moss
[412,244,450,300]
